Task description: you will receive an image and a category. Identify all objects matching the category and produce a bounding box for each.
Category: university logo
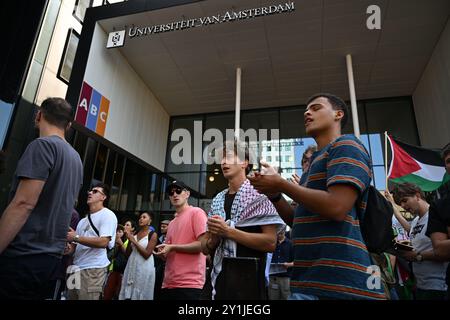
[107,30,125,48]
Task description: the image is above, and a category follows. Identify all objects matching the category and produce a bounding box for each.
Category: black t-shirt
[426,197,450,286]
[224,192,236,221]
[426,197,450,236]
[214,192,267,300]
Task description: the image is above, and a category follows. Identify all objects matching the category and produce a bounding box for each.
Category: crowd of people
[0,94,449,301]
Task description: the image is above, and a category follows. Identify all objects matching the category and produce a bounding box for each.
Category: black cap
[166,180,189,193]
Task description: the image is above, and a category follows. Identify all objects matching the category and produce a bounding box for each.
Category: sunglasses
[168,188,184,196]
[88,189,105,196]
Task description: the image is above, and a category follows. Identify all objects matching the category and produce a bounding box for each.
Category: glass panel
[204,113,235,196]
[150,174,163,212]
[166,116,203,191]
[279,107,306,139]
[35,0,61,64]
[360,134,370,155]
[0,100,14,149]
[369,133,384,166]
[342,103,366,135]
[121,161,138,212]
[373,166,387,190]
[22,61,43,102]
[279,137,316,180]
[109,154,124,210]
[73,130,88,159]
[58,29,79,84]
[365,99,419,144]
[104,150,116,186]
[241,109,279,170]
[73,0,92,23]
[93,144,108,181]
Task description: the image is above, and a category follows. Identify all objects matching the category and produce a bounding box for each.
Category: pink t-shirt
[162,206,207,289]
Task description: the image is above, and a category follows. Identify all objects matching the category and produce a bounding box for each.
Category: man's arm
[271,197,295,226]
[430,231,450,260]
[76,236,110,248]
[250,173,358,222]
[199,232,221,255]
[0,179,45,254]
[67,228,110,248]
[154,238,203,260]
[207,216,278,252]
[226,224,277,252]
[158,241,202,254]
[281,179,359,222]
[397,247,448,262]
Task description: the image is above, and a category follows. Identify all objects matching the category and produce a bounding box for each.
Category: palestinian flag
[387,135,450,191]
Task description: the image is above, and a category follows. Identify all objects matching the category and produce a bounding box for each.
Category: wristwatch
[73,234,80,243]
[415,253,423,262]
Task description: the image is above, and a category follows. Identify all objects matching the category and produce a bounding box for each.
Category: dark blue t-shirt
[4,136,83,257]
[271,238,294,277]
[291,135,386,300]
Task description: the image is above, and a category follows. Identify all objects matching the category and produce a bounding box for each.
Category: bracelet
[269,193,282,203]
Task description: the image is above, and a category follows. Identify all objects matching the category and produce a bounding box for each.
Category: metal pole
[235,67,242,140]
[346,54,360,138]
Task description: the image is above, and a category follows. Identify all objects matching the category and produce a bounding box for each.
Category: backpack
[358,185,395,254]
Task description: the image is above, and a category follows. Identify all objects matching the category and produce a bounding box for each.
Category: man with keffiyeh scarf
[199,140,285,300]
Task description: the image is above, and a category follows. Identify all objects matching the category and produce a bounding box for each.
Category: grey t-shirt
[3,135,83,257]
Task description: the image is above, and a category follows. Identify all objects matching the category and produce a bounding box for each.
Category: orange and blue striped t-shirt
[292,135,386,300]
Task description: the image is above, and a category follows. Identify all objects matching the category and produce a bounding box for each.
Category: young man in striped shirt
[249,93,386,300]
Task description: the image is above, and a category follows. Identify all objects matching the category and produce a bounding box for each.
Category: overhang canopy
[98,0,450,115]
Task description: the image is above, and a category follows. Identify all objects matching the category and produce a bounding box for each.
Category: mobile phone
[394,241,414,251]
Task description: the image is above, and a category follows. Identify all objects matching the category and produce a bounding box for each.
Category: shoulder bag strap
[87,213,100,237]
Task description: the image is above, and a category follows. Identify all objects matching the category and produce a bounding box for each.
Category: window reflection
[166,97,417,198]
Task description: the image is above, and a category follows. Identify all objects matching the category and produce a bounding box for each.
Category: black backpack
[358,185,395,254]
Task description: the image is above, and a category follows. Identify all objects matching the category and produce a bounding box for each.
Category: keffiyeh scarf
[208,179,285,299]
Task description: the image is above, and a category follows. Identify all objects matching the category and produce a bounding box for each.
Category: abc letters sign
[75,82,110,136]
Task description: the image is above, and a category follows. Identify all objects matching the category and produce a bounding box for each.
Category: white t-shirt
[410,212,448,291]
[392,216,409,242]
[73,207,118,270]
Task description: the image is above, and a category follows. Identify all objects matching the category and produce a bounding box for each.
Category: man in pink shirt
[154,180,207,300]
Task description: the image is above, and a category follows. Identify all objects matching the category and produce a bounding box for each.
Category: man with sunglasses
[0,97,83,300]
[154,181,207,300]
[66,183,118,300]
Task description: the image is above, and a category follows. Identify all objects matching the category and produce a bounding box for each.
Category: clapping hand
[248,161,283,196]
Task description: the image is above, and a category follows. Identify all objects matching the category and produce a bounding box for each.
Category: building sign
[107,2,295,48]
[75,81,110,136]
